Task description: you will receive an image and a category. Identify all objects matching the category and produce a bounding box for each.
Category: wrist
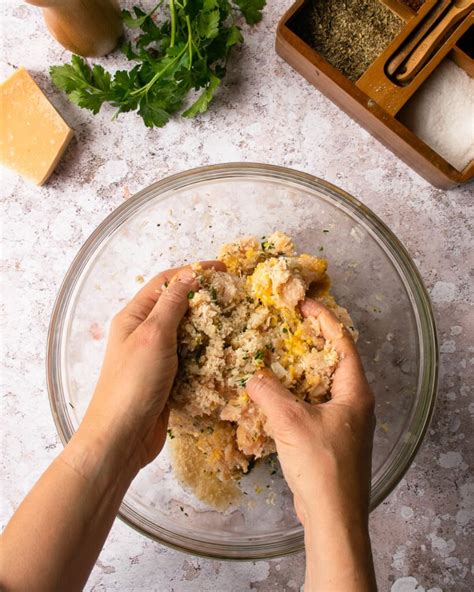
[302,504,375,592]
[77,385,153,473]
[61,420,141,491]
[295,455,371,528]
[296,475,370,527]
[304,520,375,592]
[298,489,369,530]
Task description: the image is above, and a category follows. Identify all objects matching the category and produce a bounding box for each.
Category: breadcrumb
[168,232,357,507]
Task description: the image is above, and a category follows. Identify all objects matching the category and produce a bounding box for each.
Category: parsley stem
[169,0,176,48]
[191,38,202,60]
[186,14,193,67]
[130,44,187,97]
[65,71,104,95]
[182,0,193,68]
[51,0,266,127]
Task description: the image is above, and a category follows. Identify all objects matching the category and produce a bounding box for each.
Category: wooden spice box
[276,0,474,189]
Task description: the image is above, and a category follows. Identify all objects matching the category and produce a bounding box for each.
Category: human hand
[1,262,225,592]
[247,298,376,591]
[77,261,225,471]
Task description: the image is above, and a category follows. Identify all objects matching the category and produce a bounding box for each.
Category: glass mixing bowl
[47,163,438,559]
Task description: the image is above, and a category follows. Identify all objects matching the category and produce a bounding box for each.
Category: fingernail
[179,269,195,282]
[171,269,196,285]
[254,368,273,380]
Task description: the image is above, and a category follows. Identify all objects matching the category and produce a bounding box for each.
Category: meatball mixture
[168,231,357,507]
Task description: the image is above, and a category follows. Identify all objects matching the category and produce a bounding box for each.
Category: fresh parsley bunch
[50,0,266,128]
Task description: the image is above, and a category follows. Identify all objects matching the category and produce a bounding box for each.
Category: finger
[117,261,226,337]
[123,268,184,331]
[161,402,171,426]
[246,369,297,419]
[145,268,199,336]
[128,260,225,324]
[300,298,370,402]
[155,260,226,300]
[247,369,312,437]
[300,298,357,357]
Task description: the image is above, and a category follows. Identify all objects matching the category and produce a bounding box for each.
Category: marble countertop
[1,2,472,591]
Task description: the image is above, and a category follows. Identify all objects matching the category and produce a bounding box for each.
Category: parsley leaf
[183,73,221,117]
[122,4,162,29]
[91,65,112,92]
[139,100,171,128]
[198,3,221,39]
[68,89,104,114]
[50,57,113,114]
[50,0,266,127]
[233,0,266,24]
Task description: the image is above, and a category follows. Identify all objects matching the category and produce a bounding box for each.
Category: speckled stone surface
[1,2,473,591]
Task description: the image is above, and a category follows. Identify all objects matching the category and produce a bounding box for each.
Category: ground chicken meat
[168,231,357,507]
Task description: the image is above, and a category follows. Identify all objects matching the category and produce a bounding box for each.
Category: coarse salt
[399,59,474,171]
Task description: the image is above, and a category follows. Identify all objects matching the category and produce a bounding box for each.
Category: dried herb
[400,0,424,11]
[292,0,403,81]
[260,237,275,251]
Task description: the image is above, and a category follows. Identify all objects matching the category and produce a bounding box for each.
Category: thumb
[146,268,199,335]
[246,369,296,421]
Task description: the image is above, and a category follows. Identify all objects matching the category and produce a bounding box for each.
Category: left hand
[1,262,229,592]
[78,261,225,470]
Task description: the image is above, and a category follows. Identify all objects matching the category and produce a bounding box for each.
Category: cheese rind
[0,68,74,185]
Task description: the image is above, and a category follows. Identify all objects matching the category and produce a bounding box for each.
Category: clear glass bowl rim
[46,162,438,560]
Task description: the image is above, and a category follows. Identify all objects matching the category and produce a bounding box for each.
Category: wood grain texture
[276,0,474,188]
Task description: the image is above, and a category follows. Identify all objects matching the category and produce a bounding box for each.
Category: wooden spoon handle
[395,1,474,82]
[386,0,452,77]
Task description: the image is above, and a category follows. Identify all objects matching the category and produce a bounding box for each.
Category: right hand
[247,299,377,590]
[246,298,375,526]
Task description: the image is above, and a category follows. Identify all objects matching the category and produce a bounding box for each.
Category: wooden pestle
[26,0,123,57]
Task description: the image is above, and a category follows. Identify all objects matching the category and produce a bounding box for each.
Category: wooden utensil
[26,0,123,57]
[276,0,474,188]
[395,0,474,82]
[386,0,452,76]
[356,4,472,116]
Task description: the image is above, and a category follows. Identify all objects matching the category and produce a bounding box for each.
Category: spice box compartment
[276,0,474,189]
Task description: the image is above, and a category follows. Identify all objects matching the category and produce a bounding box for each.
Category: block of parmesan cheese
[0,68,74,185]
